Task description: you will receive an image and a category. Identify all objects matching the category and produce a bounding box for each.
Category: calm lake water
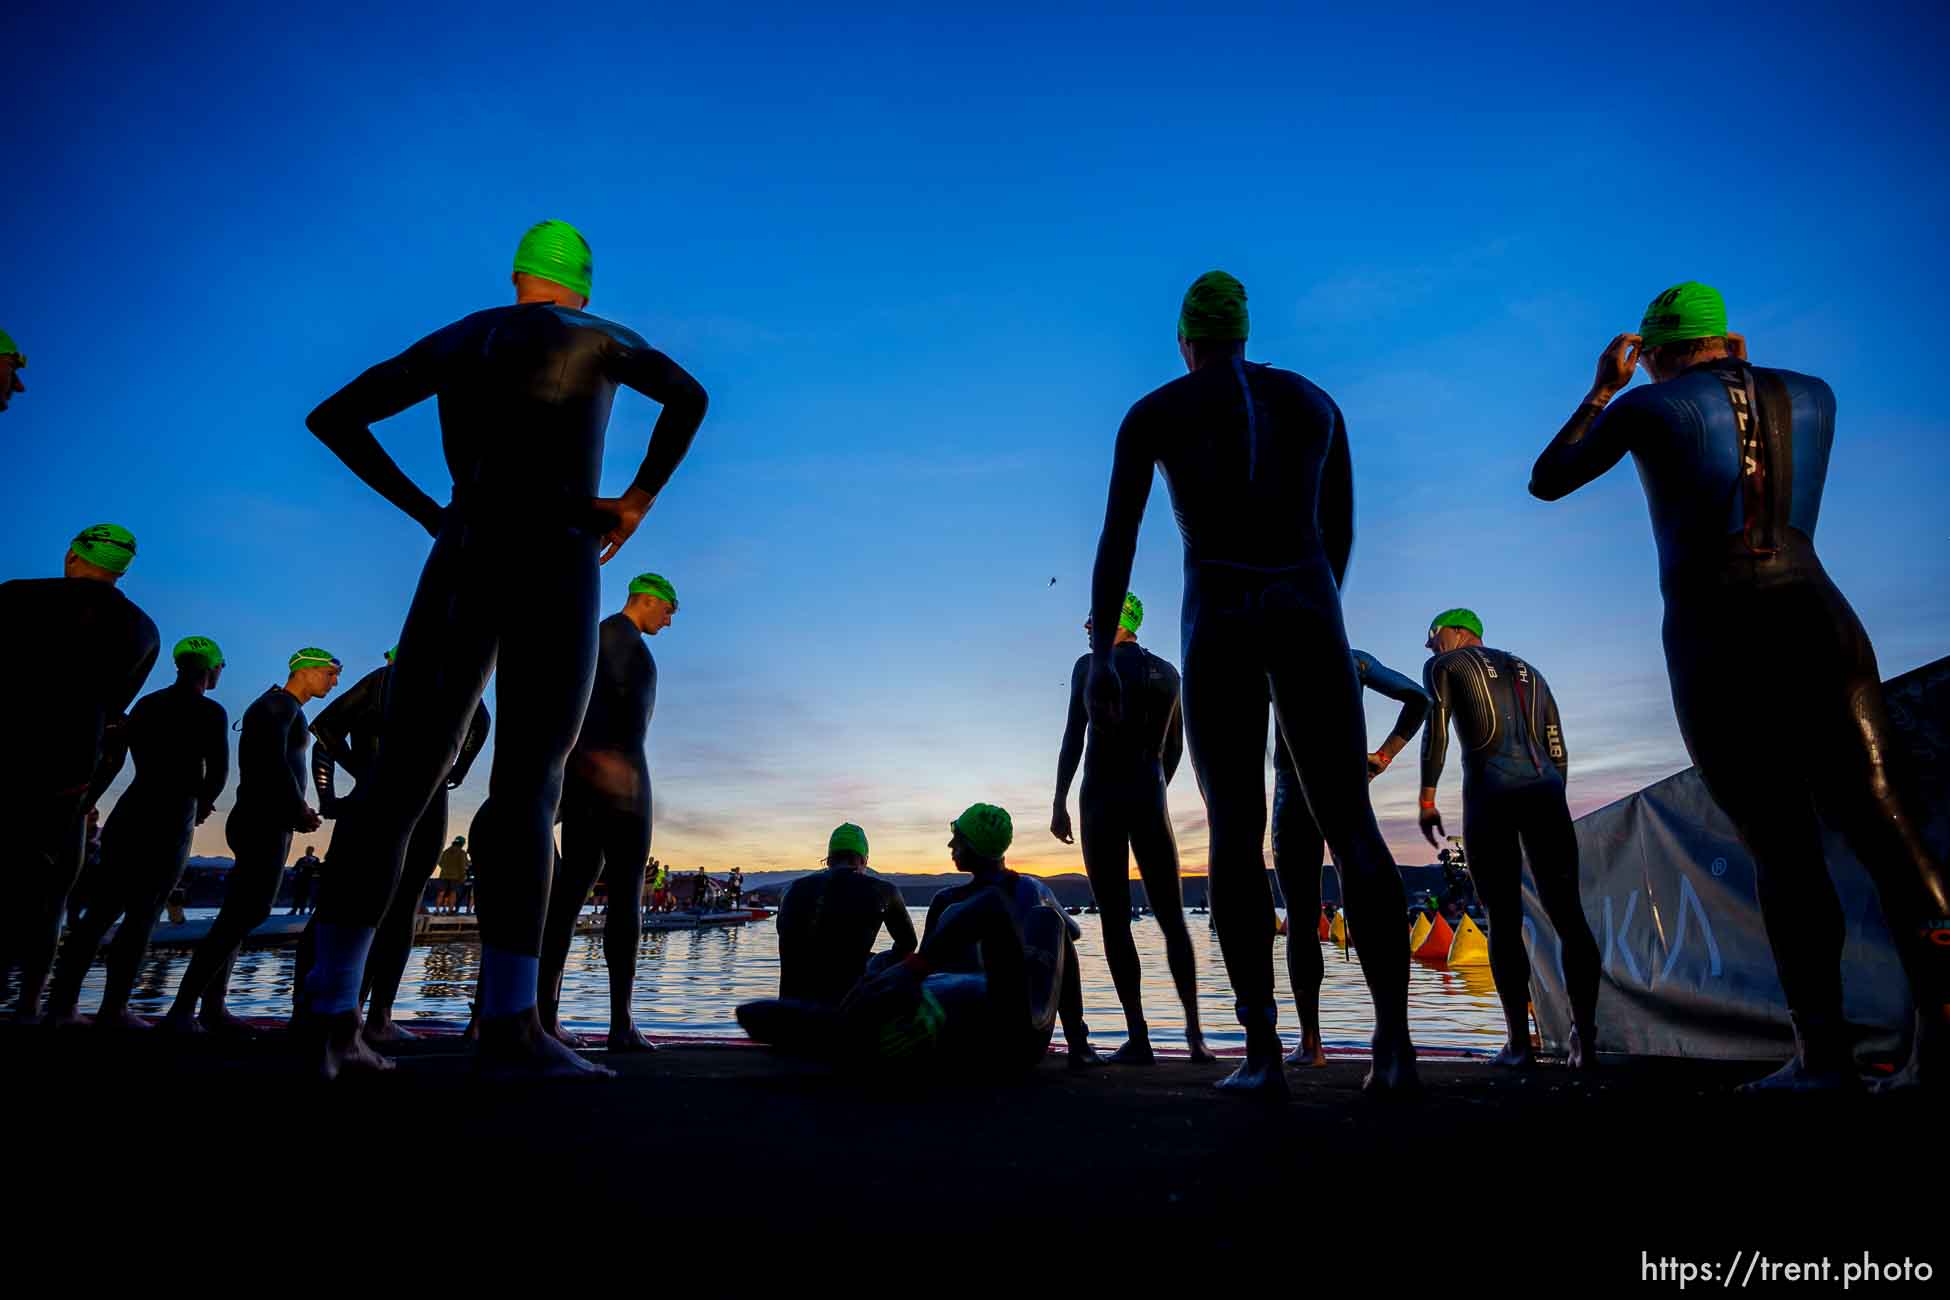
[73,907,1508,1053]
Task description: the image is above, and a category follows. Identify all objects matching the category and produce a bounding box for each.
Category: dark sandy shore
[7,1023,1931,1282]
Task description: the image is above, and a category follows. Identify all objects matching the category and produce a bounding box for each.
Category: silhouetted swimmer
[48,637,229,1029]
[1051,595,1212,1063]
[1530,283,1950,1093]
[0,523,158,1022]
[1418,610,1601,1069]
[1086,271,1417,1097]
[162,649,339,1033]
[0,329,23,412]
[776,823,918,1006]
[306,646,487,1043]
[302,219,706,1080]
[538,573,675,1053]
[1273,647,1428,1067]
[739,805,1086,1073]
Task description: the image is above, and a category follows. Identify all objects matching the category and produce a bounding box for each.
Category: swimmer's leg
[1130,782,1214,1062]
[600,802,652,1053]
[163,819,290,1034]
[1517,787,1602,1068]
[7,803,86,1022]
[362,789,448,1044]
[1464,796,1535,1068]
[95,831,188,1029]
[1079,789,1148,1061]
[737,998,844,1058]
[539,796,604,1049]
[1271,754,1327,1067]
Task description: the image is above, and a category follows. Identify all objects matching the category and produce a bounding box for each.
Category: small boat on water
[643,907,773,932]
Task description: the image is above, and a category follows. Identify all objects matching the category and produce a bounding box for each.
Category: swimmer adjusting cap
[828,822,870,860]
[1639,282,1727,350]
[628,572,678,610]
[952,802,1014,860]
[513,220,593,299]
[0,328,22,364]
[173,636,224,670]
[1428,608,1484,640]
[289,647,342,672]
[1119,591,1144,634]
[1178,270,1249,342]
[69,523,136,574]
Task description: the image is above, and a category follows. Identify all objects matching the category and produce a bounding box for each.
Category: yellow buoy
[1329,910,1348,947]
[1408,912,1432,953]
[1447,913,1491,966]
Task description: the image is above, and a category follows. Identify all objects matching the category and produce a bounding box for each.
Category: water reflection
[69,909,1508,1051]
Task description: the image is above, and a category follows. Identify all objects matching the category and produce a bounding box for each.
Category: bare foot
[1284,1030,1329,1069]
[1215,1027,1289,1099]
[476,1010,615,1080]
[313,1011,398,1081]
[1565,1023,1599,1071]
[48,1006,92,1028]
[1107,1037,1157,1065]
[198,1007,257,1036]
[1737,1055,1861,1094]
[1871,1012,1941,1095]
[95,1008,151,1031]
[1491,1041,1537,1069]
[1185,1033,1219,1065]
[361,1015,420,1044]
[14,1008,46,1026]
[1066,1043,1106,1070]
[545,1020,588,1049]
[606,1023,657,1054]
[159,1009,205,1035]
[1362,1030,1422,1097]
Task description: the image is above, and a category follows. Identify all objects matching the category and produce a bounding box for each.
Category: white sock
[479,946,540,1018]
[305,923,375,1015]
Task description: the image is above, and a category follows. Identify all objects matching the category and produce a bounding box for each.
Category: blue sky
[7,2,1946,874]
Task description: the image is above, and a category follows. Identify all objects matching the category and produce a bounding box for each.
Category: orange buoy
[1316,913,1331,941]
[1413,913,1454,961]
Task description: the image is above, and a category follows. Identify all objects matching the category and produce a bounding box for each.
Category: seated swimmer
[739,804,1100,1071]
[776,823,918,1006]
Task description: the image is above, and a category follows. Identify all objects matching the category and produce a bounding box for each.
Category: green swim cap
[1639,282,1727,350]
[173,636,224,670]
[384,645,398,663]
[0,328,22,365]
[628,572,678,610]
[1119,591,1144,634]
[952,802,1014,860]
[828,822,870,860]
[289,647,342,672]
[69,524,136,574]
[1178,270,1249,342]
[1428,608,1484,640]
[513,220,593,300]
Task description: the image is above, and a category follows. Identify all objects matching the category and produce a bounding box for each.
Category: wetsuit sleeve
[1359,652,1431,747]
[1162,691,1184,785]
[1053,657,1088,802]
[883,882,918,958]
[307,679,367,777]
[921,893,949,945]
[247,697,311,825]
[1419,657,1453,790]
[1090,403,1158,654]
[86,720,132,810]
[605,338,709,499]
[1318,400,1354,588]
[201,704,231,807]
[447,703,490,788]
[305,328,457,534]
[1529,390,1659,501]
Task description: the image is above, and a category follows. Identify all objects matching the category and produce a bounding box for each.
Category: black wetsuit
[1532,358,1950,1047]
[1272,649,1429,1024]
[305,303,705,1012]
[49,679,229,1016]
[540,612,657,1020]
[776,868,918,1006]
[1089,357,1409,1053]
[305,665,488,1016]
[1422,646,1599,1037]
[172,686,313,1014]
[1054,640,1196,1039]
[0,577,158,1011]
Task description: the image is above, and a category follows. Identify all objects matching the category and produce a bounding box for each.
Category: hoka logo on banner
[1589,877,1724,988]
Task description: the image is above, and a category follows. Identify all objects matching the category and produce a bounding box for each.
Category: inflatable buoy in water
[1409,912,1432,953]
[1316,913,1331,941]
[1413,912,1454,961]
[1447,913,1490,966]
[1275,914,1288,937]
[1330,911,1348,947]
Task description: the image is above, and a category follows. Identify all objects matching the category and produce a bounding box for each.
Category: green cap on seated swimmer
[952,802,1014,859]
[0,328,22,364]
[385,645,397,663]
[69,523,136,574]
[173,636,224,670]
[1119,591,1144,634]
[629,572,678,610]
[828,822,869,860]
[289,647,342,672]
[1428,607,1484,640]
[1178,270,1249,342]
[1638,282,1726,350]
[513,219,593,300]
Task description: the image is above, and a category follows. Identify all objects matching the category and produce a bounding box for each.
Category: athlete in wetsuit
[1086,271,1416,1096]
[306,648,488,1043]
[739,805,1081,1072]
[1051,597,1213,1063]
[537,574,675,1053]
[1273,647,1429,1067]
[776,823,919,1005]
[163,649,340,1032]
[1418,611,1600,1068]
[0,328,24,412]
[48,638,230,1028]
[1530,282,1950,1092]
[302,220,706,1079]
[0,524,159,1022]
